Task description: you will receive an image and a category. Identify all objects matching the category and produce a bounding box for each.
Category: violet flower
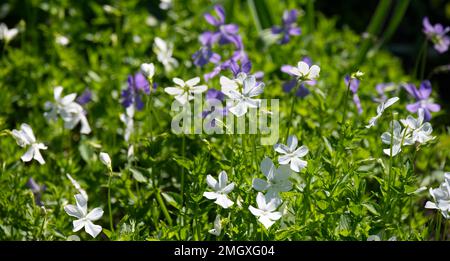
[192,46,221,67]
[423,16,450,53]
[76,88,92,105]
[345,75,363,114]
[281,57,315,98]
[26,177,46,206]
[121,72,151,111]
[203,5,242,48]
[374,82,396,103]
[272,9,301,44]
[202,88,228,127]
[403,80,440,121]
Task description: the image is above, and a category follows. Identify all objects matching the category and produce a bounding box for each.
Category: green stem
[306,0,315,34]
[341,78,352,127]
[285,81,302,142]
[436,214,442,241]
[181,135,186,206]
[413,38,427,79]
[420,41,428,81]
[107,173,114,233]
[156,189,173,226]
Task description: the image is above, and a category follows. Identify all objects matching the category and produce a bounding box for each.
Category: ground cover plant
[0,0,449,241]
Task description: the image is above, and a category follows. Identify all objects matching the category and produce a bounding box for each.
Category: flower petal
[84,220,102,238]
[64,204,83,219]
[86,207,104,221]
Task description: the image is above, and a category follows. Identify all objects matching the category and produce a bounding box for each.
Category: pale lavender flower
[121,72,151,110]
[76,88,92,105]
[271,9,301,44]
[374,82,396,103]
[192,46,221,67]
[345,75,362,114]
[403,80,440,121]
[203,5,242,48]
[281,57,316,98]
[423,16,450,53]
[27,177,46,206]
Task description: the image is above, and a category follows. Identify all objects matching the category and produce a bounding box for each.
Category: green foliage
[0,0,448,241]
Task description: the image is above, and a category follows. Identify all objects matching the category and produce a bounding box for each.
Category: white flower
[44,86,91,134]
[220,73,247,96]
[120,106,134,142]
[66,174,88,200]
[203,171,235,209]
[208,215,222,236]
[64,193,104,238]
[248,192,282,229]
[273,135,308,172]
[288,61,320,81]
[12,123,47,165]
[99,152,112,169]
[153,37,178,73]
[425,173,450,219]
[159,0,172,10]
[366,97,399,128]
[140,63,155,80]
[351,70,364,79]
[0,23,18,43]
[252,158,292,199]
[56,35,69,46]
[381,120,413,156]
[221,74,264,117]
[164,77,207,105]
[60,102,92,134]
[400,108,434,144]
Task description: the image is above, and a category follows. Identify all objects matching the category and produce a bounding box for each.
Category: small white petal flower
[159,0,172,10]
[44,86,91,134]
[400,108,434,144]
[99,152,112,169]
[248,192,282,229]
[208,215,222,236]
[203,171,235,209]
[366,97,399,129]
[273,135,308,172]
[140,63,155,80]
[252,158,292,199]
[153,37,178,73]
[381,120,413,156]
[0,23,18,43]
[56,35,70,46]
[289,61,320,81]
[425,173,450,219]
[12,123,47,165]
[165,77,207,105]
[120,106,134,142]
[64,193,104,238]
[66,174,88,200]
[221,74,264,117]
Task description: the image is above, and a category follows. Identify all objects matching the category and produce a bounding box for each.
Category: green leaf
[129,168,148,183]
[362,203,380,216]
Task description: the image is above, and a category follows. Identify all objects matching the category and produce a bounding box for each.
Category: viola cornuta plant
[0,0,449,242]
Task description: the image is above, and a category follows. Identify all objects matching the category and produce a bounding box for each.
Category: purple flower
[281,57,315,98]
[271,9,301,44]
[121,72,151,110]
[403,80,440,121]
[422,17,450,53]
[76,88,92,105]
[192,46,221,67]
[203,5,242,48]
[203,88,228,127]
[206,88,225,101]
[26,177,46,206]
[344,75,362,114]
